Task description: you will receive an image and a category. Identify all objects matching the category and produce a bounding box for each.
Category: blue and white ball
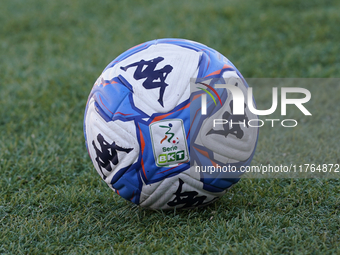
[84,39,258,209]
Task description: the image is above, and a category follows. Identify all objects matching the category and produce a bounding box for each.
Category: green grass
[1,0,340,254]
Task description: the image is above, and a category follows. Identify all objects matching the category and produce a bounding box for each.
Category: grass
[1,0,340,254]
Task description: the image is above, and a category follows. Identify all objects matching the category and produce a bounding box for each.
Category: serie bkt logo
[150,119,189,167]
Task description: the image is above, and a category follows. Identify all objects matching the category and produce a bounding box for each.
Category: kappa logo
[92,134,133,180]
[120,57,173,107]
[167,178,216,208]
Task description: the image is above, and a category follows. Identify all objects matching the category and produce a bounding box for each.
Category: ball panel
[139,170,225,210]
[85,98,140,182]
[197,75,258,162]
[107,43,200,115]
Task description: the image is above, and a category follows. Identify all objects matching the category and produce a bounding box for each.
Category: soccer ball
[84,38,258,209]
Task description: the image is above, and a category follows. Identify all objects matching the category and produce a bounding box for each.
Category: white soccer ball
[84,39,258,209]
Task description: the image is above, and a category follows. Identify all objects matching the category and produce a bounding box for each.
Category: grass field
[1,0,340,254]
